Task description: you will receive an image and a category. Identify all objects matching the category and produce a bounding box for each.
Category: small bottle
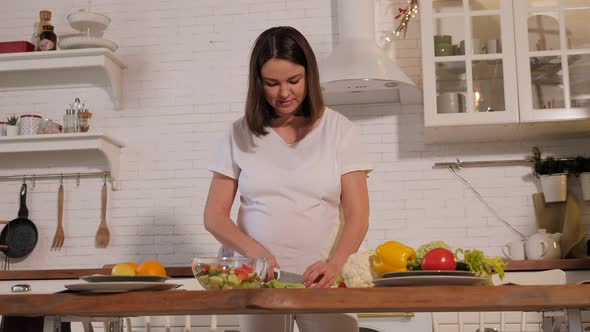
[63,109,70,133]
[64,109,76,133]
[39,24,57,51]
[36,10,52,51]
[73,109,79,132]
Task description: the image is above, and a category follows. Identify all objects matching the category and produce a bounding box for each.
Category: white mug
[472,39,483,54]
[484,39,502,54]
[502,240,526,260]
[437,92,466,114]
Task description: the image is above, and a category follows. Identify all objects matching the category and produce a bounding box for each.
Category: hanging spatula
[95,178,110,247]
[51,180,65,249]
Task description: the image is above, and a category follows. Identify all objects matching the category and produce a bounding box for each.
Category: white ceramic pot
[580,172,590,201]
[18,114,42,135]
[539,173,567,202]
[5,125,18,136]
[525,229,562,260]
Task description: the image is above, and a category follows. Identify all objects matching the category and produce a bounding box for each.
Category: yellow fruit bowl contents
[112,260,167,277]
[192,257,269,290]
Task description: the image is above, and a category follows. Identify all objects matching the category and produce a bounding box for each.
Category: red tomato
[338,282,347,288]
[234,268,249,281]
[240,264,253,274]
[421,248,457,270]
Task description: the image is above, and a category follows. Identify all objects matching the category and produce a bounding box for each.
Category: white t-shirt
[208,107,373,274]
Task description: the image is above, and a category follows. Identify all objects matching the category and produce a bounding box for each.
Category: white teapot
[524,229,562,260]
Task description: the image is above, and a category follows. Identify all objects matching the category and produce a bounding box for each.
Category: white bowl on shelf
[67,11,111,34]
[58,36,118,52]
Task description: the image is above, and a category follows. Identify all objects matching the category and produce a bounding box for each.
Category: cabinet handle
[358,313,414,319]
[11,284,31,292]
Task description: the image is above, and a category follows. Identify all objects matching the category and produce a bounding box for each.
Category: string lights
[384,0,419,42]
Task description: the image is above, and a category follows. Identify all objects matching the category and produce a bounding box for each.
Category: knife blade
[274,269,306,284]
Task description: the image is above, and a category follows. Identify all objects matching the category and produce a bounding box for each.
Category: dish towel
[532,192,586,258]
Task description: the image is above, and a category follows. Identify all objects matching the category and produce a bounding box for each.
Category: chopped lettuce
[261,280,306,288]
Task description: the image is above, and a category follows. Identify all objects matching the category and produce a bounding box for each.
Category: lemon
[111,263,137,276]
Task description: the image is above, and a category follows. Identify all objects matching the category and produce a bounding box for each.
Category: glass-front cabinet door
[514,0,590,122]
[421,0,519,126]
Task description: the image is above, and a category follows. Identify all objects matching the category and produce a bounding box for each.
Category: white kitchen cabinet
[0,49,126,110]
[514,1,590,122]
[420,0,590,143]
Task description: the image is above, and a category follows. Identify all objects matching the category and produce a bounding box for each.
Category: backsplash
[0,0,589,270]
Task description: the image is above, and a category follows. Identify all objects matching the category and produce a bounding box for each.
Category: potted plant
[5,114,18,136]
[534,156,567,202]
[574,156,590,200]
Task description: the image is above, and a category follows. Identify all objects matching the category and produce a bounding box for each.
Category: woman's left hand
[302,260,341,288]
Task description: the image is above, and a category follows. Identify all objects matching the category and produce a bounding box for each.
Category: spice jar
[77,110,93,132]
[36,10,52,51]
[39,24,57,51]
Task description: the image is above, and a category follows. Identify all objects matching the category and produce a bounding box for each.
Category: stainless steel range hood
[319,0,421,105]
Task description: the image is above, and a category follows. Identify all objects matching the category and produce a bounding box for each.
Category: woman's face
[260,58,307,118]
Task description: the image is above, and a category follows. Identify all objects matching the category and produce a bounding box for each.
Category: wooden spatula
[95,181,110,247]
[51,183,65,249]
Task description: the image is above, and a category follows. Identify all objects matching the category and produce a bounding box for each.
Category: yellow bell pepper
[372,241,416,274]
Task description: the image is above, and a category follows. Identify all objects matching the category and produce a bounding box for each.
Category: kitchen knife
[274,269,306,284]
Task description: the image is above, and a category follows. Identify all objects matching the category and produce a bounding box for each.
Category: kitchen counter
[1,259,589,280]
[0,285,588,317]
[505,259,590,271]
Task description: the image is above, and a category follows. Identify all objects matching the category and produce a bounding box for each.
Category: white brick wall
[0,0,589,270]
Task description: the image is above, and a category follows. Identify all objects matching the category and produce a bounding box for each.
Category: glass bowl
[192,257,269,290]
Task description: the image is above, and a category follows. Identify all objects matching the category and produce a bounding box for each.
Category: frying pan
[0,184,38,259]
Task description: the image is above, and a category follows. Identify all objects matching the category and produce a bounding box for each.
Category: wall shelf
[0,133,125,190]
[0,49,126,110]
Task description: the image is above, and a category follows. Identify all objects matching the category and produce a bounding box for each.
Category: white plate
[374,275,486,287]
[80,274,171,283]
[67,11,111,32]
[64,282,181,293]
[58,36,118,52]
[382,270,475,278]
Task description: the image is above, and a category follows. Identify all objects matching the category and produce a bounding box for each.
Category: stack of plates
[59,11,118,52]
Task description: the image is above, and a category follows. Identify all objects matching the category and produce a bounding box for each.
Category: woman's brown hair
[245,26,324,136]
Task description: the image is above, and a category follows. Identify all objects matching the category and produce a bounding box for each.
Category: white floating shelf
[0,133,125,190]
[0,49,126,110]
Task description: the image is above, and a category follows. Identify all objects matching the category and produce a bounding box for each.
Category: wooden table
[0,285,589,332]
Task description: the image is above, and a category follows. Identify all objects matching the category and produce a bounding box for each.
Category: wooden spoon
[95,182,110,247]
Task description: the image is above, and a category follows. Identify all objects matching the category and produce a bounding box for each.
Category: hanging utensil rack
[433,147,579,169]
[433,159,534,169]
[0,172,110,189]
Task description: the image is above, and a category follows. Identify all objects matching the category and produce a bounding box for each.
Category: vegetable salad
[196,263,261,289]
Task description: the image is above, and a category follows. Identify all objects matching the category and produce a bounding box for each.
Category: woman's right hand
[244,245,278,281]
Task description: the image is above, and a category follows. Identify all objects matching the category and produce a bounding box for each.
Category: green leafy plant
[6,114,18,126]
[534,156,566,177]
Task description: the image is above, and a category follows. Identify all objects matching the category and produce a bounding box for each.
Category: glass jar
[39,24,57,51]
[77,111,93,132]
[38,119,62,134]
